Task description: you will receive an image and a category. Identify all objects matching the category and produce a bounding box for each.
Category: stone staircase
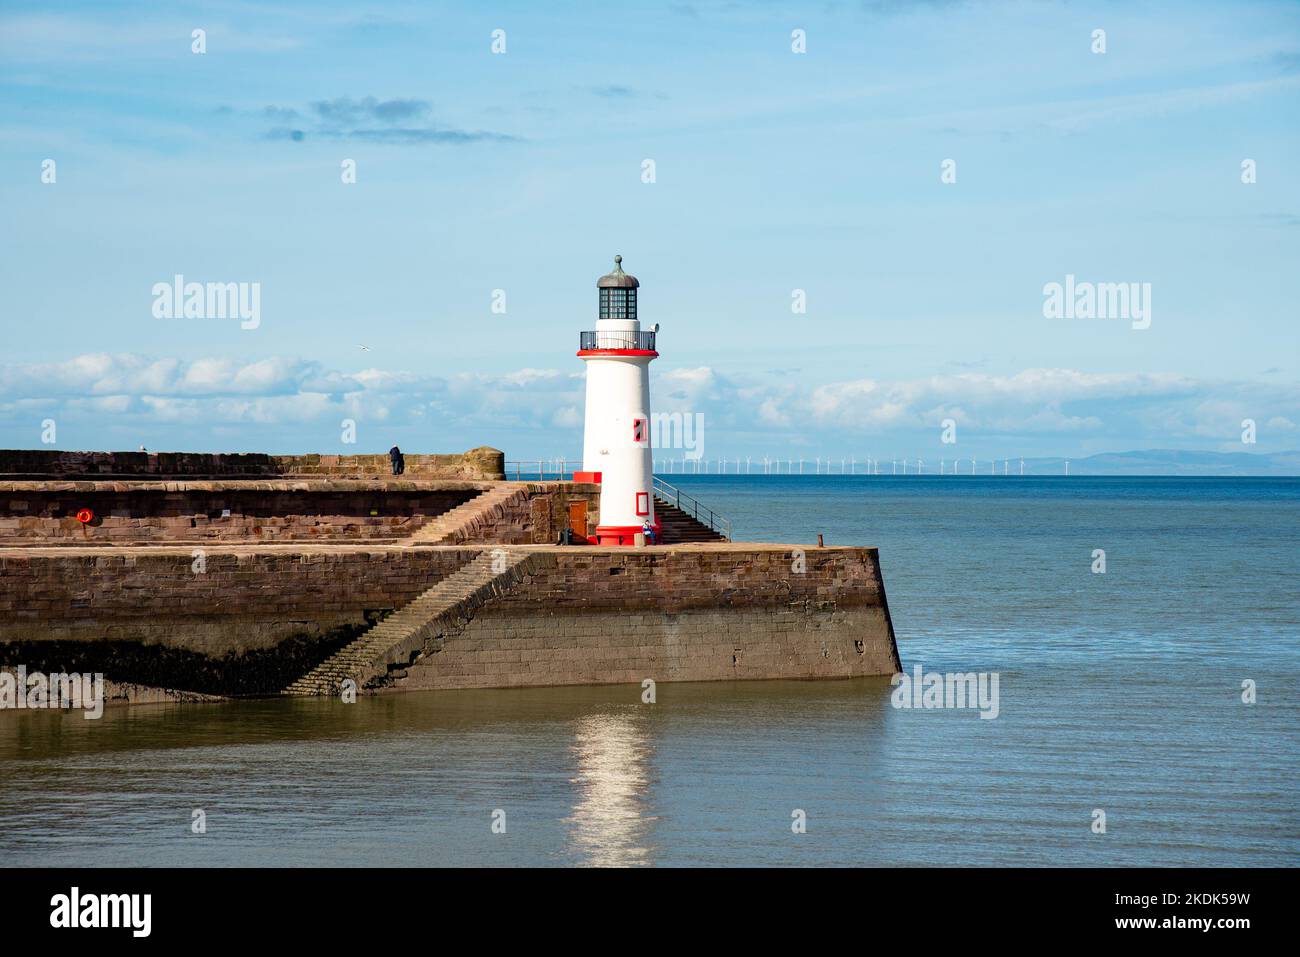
[654,497,728,543]
[282,549,549,696]
[404,484,528,544]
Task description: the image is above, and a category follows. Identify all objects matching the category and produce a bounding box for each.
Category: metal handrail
[504,460,581,481]
[501,464,733,539]
[652,475,732,540]
[579,330,656,351]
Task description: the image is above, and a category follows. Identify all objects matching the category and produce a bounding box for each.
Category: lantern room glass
[600,287,637,321]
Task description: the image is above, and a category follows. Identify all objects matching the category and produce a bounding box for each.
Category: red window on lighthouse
[636,492,650,516]
[632,416,648,446]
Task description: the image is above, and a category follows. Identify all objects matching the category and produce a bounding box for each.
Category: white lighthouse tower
[575,256,658,546]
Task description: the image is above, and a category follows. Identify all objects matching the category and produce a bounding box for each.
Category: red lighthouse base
[593,523,661,546]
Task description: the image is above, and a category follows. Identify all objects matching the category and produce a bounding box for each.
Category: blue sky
[1,0,1297,463]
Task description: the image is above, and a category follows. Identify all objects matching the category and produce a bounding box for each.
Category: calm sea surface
[2,476,1296,866]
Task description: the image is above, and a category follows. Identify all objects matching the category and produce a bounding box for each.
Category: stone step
[281,550,547,696]
[653,498,727,544]
[404,485,529,544]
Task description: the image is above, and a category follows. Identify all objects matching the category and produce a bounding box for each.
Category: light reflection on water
[564,713,654,867]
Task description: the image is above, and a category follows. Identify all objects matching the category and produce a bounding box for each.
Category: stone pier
[0,448,902,701]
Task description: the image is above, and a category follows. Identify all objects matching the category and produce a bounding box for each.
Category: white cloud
[757,397,789,427]
[0,353,1295,456]
[551,406,582,429]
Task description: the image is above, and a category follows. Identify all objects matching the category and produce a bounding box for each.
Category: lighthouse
[575,256,658,545]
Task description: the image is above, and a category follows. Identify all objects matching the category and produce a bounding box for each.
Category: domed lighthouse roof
[596,255,639,289]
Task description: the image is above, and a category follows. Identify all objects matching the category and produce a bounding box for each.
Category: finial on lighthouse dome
[597,254,639,289]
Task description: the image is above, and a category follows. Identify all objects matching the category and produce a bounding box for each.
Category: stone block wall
[0,484,480,543]
[0,450,278,478]
[0,447,505,480]
[0,481,599,546]
[441,484,601,545]
[274,447,503,480]
[399,605,896,690]
[397,547,900,690]
[0,544,901,697]
[0,547,475,694]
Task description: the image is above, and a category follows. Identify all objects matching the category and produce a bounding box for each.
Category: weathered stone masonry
[0,447,903,700]
[0,481,599,545]
[0,483,480,543]
[0,447,505,480]
[0,544,901,696]
[396,547,901,691]
[0,547,477,694]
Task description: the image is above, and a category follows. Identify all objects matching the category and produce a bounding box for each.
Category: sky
[1,0,1297,464]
